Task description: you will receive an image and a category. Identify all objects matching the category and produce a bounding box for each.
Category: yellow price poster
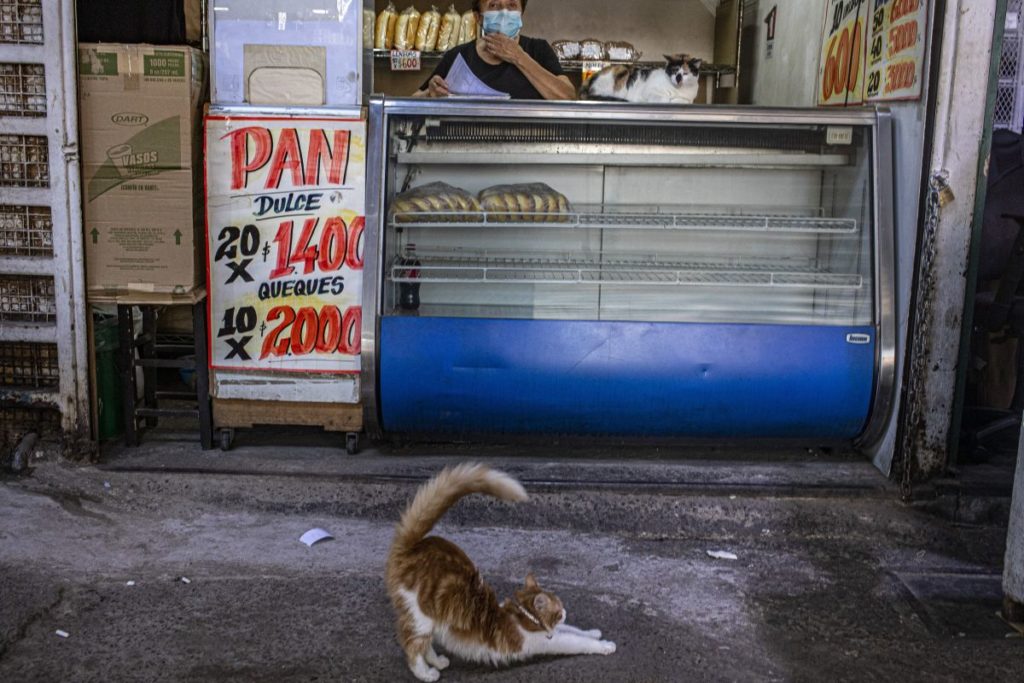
[865,0,928,101]
[818,0,870,107]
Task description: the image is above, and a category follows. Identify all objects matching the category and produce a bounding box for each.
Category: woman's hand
[426,75,450,97]
[481,33,524,65]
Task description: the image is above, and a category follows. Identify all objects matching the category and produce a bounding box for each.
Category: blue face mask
[482,10,523,39]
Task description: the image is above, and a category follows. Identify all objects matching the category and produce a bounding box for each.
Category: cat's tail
[389,463,528,557]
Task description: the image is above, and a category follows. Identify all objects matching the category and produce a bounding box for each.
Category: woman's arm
[482,34,576,100]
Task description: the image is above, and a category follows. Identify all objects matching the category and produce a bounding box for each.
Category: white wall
[743,0,823,106]
[526,0,717,63]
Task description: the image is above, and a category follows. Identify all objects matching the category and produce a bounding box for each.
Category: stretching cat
[386,463,615,681]
[581,54,703,103]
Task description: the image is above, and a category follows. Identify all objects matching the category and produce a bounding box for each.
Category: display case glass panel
[381,113,874,327]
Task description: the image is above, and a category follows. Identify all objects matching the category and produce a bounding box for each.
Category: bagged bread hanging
[457,9,477,44]
[363,9,375,50]
[375,2,399,50]
[437,4,461,51]
[416,6,442,52]
[394,6,420,50]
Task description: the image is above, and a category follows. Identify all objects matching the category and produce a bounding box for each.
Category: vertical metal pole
[194,297,214,450]
[1005,420,1024,622]
[117,305,138,447]
[141,307,157,427]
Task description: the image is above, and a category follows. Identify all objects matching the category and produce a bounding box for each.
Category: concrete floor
[1,438,1021,682]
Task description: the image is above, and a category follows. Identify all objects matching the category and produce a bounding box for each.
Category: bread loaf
[551,40,581,60]
[416,6,442,52]
[363,9,375,50]
[437,4,460,51]
[394,6,420,50]
[479,183,573,223]
[579,39,605,60]
[375,3,398,50]
[458,10,478,45]
[605,41,640,62]
[392,182,483,223]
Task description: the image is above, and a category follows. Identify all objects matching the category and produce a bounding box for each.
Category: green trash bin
[94,315,123,441]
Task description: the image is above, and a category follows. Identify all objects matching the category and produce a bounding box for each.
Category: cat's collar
[512,599,553,639]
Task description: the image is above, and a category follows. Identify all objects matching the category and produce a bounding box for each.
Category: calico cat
[581,54,703,104]
[386,463,616,682]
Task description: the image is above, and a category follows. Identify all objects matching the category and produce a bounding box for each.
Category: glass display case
[363,99,895,443]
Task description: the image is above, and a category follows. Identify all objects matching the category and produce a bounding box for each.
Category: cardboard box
[210,0,361,106]
[78,44,207,295]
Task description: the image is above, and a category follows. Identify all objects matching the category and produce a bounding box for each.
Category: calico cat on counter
[580,54,703,104]
[385,463,616,682]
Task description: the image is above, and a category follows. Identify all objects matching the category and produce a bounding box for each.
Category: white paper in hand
[445,54,511,98]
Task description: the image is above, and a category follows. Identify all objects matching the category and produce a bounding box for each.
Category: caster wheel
[219,428,235,451]
[345,432,359,455]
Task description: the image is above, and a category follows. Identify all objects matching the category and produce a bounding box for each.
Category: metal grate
[0,204,52,255]
[995,0,1024,132]
[1000,34,1020,80]
[0,0,42,44]
[392,253,864,291]
[0,62,44,116]
[419,119,847,151]
[1,403,60,453]
[0,342,58,389]
[0,274,56,322]
[0,133,48,186]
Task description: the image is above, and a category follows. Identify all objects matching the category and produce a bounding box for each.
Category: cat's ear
[525,573,539,589]
[533,593,550,611]
[663,54,674,63]
[690,58,704,70]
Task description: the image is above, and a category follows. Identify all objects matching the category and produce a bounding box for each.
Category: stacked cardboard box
[79,43,207,295]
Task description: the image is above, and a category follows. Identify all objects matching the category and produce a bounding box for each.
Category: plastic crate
[0,204,52,255]
[0,133,49,187]
[0,274,55,322]
[0,62,44,116]
[0,341,58,389]
[0,0,43,44]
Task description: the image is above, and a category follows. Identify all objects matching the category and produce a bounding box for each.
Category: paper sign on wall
[818,0,870,107]
[865,0,928,102]
[205,116,366,374]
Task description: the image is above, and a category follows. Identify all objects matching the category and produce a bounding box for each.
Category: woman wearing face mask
[414,0,575,100]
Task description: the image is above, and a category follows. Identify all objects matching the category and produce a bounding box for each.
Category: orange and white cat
[386,463,616,681]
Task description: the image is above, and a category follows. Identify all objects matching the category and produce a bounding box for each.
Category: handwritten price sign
[818,0,869,107]
[204,116,366,374]
[865,0,927,101]
[390,49,421,71]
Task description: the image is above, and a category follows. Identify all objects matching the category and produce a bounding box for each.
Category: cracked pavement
[1,445,1021,682]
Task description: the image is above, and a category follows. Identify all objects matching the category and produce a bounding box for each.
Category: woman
[414,0,574,101]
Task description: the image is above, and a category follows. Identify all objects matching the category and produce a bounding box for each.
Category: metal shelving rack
[0,0,89,455]
[995,0,1024,132]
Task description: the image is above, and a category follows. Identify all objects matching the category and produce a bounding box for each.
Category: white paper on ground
[706,550,738,561]
[445,54,511,98]
[300,528,334,547]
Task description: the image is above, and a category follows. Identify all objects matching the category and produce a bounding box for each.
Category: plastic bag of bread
[551,40,581,60]
[579,39,605,60]
[478,183,572,223]
[394,6,421,50]
[416,6,442,52]
[375,3,399,50]
[436,4,461,52]
[457,9,478,44]
[392,182,483,223]
[363,9,375,50]
[605,41,639,61]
